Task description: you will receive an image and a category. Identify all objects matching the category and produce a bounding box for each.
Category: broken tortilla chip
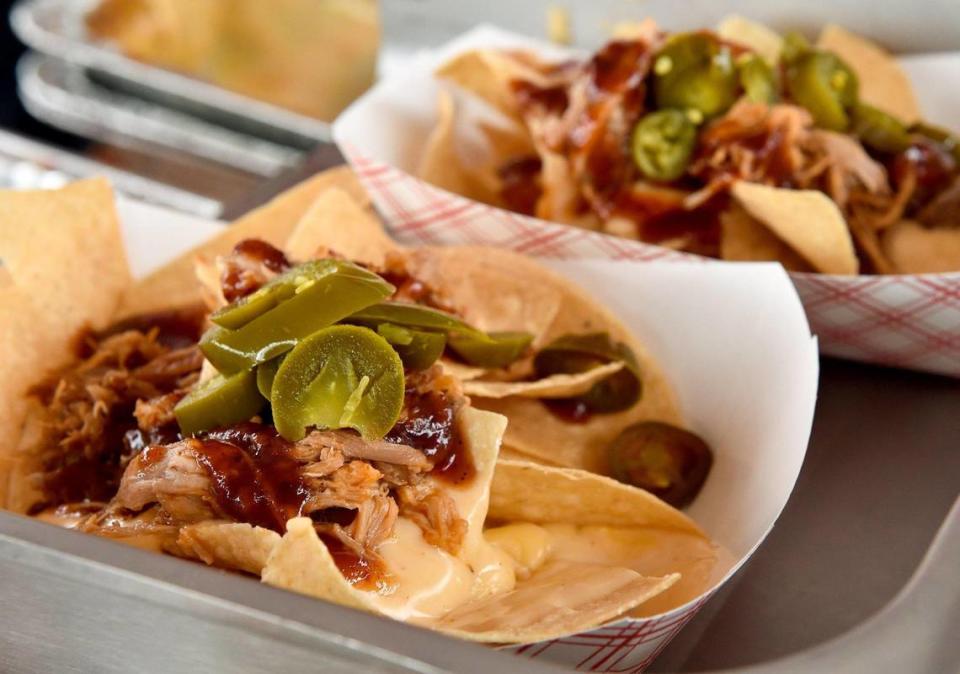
[716,15,783,64]
[462,361,624,399]
[720,203,813,271]
[435,49,552,121]
[177,522,281,575]
[732,181,859,275]
[490,459,703,535]
[882,219,960,274]
[120,166,367,316]
[262,517,376,612]
[817,24,921,124]
[434,561,678,643]
[285,187,397,266]
[418,90,520,206]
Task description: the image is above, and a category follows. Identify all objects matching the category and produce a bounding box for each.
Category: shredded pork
[27,329,203,506]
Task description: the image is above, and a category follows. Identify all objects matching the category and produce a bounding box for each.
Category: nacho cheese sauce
[485,521,728,617]
[368,429,516,622]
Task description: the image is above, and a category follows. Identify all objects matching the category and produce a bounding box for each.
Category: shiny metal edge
[17,52,303,177]
[0,127,222,217]
[10,0,332,145]
[0,509,563,674]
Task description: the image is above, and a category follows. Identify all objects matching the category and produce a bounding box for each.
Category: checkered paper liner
[502,594,714,673]
[343,149,960,379]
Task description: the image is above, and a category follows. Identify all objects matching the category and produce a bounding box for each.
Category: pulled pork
[27,328,203,507]
[75,364,470,567]
[218,238,291,303]
[32,241,474,576]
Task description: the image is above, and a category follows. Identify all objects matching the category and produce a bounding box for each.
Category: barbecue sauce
[386,388,475,485]
[221,239,292,302]
[192,424,308,533]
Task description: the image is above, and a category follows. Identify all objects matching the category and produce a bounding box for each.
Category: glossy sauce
[891,138,958,207]
[221,239,291,302]
[192,423,308,533]
[386,388,475,485]
[542,398,594,424]
[498,156,543,216]
[318,533,384,591]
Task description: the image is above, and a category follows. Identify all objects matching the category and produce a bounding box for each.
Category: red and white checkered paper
[344,149,960,379]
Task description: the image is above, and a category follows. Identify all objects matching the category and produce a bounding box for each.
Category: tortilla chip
[720,203,814,272]
[717,15,784,64]
[610,18,660,42]
[440,359,487,382]
[120,167,367,316]
[538,523,723,618]
[434,561,678,643]
[0,178,129,335]
[177,522,280,575]
[0,179,129,510]
[264,407,509,620]
[0,290,49,510]
[462,361,624,399]
[817,24,921,124]
[882,219,960,273]
[490,460,703,535]
[435,50,548,121]
[262,517,377,612]
[731,181,859,275]
[407,246,564,348]
[418,90,502,205]
[421,246,681,474]
[285,187,398,265]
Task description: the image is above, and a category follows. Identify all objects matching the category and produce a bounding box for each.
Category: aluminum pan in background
[10,0,331,147]
[0,127,222,217]
[17,52,303,178]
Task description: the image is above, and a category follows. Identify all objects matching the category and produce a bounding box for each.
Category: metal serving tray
[3,2,960,672]
[0,127,222,217]
[10,0,331,147]
[17,52,304,178]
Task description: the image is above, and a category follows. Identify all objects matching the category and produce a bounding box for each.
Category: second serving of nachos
[419,17,960,275]
[0,175,719,643]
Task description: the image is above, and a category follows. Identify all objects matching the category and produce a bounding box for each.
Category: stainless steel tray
[11,0,331,147]
[0,509,563,674]
[17,52,304,178]
[0,127,222,217]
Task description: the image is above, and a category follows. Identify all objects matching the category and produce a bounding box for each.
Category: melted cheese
[370,518,476,622]
[367,452,516,620]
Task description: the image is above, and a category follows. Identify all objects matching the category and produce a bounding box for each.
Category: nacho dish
[424,18,960,274]
[86,0,378,121]
[0,174,720,642]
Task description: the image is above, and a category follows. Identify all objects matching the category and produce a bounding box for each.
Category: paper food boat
[108,184,818,672]
[334,26,960,378]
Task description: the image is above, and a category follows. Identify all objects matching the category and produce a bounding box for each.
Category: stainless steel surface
[651,359,960,672]
[725,496,960,673]
[0,510,564,674]
[0,127,221,217]
[17,53,303,178]
[11,0,331,146]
